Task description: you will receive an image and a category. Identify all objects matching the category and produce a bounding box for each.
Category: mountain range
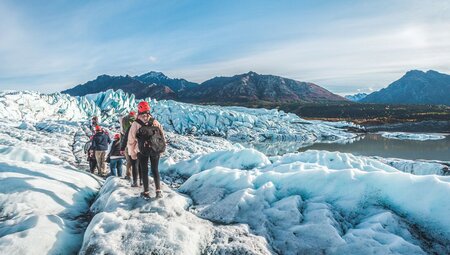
[62,71,347,103]
[361,70,450,105]
[62,70,450,106]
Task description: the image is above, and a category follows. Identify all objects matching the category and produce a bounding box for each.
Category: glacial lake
[244,133,450,161]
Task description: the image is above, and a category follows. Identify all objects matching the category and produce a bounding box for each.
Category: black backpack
[135,119,166,156]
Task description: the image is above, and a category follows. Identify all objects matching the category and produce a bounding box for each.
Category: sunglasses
[138,111,151,115]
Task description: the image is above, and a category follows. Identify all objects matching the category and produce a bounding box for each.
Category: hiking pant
[131,158,141,185]
[125,148,132,178]
[138,153,161,193]
[110,158,123,177]
[89,158,97,173]
[95,150,107,175]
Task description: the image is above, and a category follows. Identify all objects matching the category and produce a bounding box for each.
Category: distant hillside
[62,74,177,100]
[361,70,450,105]
[180,71,347,103]
[62,71,347,104]
[345,93,368,102]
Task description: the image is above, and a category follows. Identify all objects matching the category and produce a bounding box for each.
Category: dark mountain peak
[401,69,449,82]
[95,74,134,82]
[426,70,447,77]
[362,70,450,105]
[186,72,346,103]
[404,70,425,77]
[96,74,113,80]
[134,71,198,92]
[138,71,168,80]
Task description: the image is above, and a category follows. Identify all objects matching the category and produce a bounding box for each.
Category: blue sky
[1,0,449,95]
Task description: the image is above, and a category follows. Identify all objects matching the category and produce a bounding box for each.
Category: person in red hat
[92,125,111,176]
[127,101,166,199]
[108,133,124,177]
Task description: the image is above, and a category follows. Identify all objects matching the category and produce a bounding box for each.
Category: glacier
[0,89,449,255]
[379,132,446,141]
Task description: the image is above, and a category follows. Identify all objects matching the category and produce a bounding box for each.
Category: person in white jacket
[127,101,165,198]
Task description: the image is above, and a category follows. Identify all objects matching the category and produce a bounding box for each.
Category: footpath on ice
[80,177,272,254]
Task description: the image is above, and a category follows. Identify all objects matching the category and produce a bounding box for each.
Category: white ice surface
[79,178,272,255]
[380,132,446,141]
[0,129,101,255]
[1,89,358,145]
[1,89,449,255]
[170,149,450,254]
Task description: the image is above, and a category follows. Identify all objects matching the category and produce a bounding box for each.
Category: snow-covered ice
[374,156,450,176]
[80,177,272,255]
[174,149,450,254]
[1,89,449,254]
[380,132,446,141]
[0,123,101,254]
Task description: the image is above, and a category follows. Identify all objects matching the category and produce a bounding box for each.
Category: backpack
[135,118,166,156]
[122,115,135,133]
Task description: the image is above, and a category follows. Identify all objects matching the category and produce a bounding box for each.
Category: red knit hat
[138,101,150,113]
[95,125,101,132]
[114,133,121,140]
[129,111,136,117]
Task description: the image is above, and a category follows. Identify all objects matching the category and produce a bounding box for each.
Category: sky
[0,0,449,95]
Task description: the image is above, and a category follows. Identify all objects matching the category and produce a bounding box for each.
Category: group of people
[84,101,166,199]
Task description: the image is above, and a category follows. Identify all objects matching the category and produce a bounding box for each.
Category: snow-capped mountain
[344,92,368,102]
[0,89,449,255]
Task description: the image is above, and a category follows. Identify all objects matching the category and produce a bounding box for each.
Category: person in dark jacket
[120,111,136,180]
[84,136,97,173]
[92,125,111,176]
[109,133,125,177]
[89,116,99,134]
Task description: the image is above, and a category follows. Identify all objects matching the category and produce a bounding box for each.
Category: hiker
[83,136,97,173]
[108,133,124,177]
[127,101,166,198]
[120,111,136,180]
[90,116,99,134]
[92,125,111,177]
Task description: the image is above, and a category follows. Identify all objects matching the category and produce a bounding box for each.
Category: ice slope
[1,89,357,145]
[0,91,99,121]
[161,149,450,254]
[0,119,101,254]
[375,157,450,176]
[380,132,446,141]
[80,178,272,255]
[84,89,358,143]
[1,89,449,254]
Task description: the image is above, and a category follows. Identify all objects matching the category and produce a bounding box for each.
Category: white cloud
[1,0,450,95]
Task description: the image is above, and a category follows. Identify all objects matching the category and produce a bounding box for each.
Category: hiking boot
[131,182,139,187]
[124,176,131,180]
[155,190,163,199]
[140,192,150,200]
